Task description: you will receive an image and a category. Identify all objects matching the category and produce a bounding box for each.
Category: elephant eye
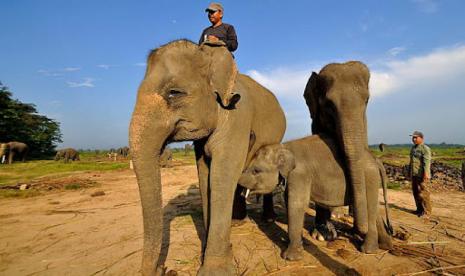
[252,167,262,175]
[168,88,187,99]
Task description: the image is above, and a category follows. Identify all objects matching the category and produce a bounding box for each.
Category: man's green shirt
[409,143,431,178]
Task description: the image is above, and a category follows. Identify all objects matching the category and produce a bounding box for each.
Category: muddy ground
[1,164,465,275]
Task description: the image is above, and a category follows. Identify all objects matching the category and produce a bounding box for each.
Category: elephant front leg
[198,146,248,276]
[283,180,308,261]
[361,178,380,253]
[8,152,14,164]
[194,140,210,234]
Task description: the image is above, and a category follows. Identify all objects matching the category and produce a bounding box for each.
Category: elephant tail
[377,158,393,235]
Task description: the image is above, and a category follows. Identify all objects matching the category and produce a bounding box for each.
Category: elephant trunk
[340,120,368,234]
[129,94,174,276]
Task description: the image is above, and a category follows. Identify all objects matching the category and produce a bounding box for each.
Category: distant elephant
[117,146,130,158]
[55,148,80,162]
[379,143,386,152]
[184,143,193,156]
[129,40,286,275]
[304,61,372,239]
[159,148,172,167]
[239,134,392,257]
[0,141,29,164]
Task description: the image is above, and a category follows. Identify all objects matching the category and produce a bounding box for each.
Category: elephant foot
[377,218,393,250]
[379,235,393,250]
[311,221,337,241]
[198,255,235,276]
[282,245,303,261]
[361,233,379,254]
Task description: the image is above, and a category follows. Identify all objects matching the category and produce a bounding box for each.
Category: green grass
[387,181,403,190]
[0,150,197,187]
[0,159,128,186]
[371,145,465,169]
[171,150,196,165]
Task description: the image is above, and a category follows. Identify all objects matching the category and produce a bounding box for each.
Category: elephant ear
[199,43,239,109]
[303,72,325,134]
[276,148,296,179]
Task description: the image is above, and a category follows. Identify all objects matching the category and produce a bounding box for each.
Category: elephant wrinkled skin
[0,141,29,164]
[129,40,286,275]
[239,134,392,257]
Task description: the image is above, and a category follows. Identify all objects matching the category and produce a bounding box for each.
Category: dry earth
[1,164,465,275]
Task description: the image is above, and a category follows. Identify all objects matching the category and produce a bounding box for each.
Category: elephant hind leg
[312,205,337,241]
[261,193,277,223]
[377,215,392,250]
[232,186,247,222]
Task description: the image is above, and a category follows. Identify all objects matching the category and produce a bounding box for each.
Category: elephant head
[129,40,240,275]
[0,143,8,160]
[303,61,370,234]
[239,144,295,194]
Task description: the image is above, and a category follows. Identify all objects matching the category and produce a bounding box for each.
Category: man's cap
[205,2,223,12]
[410,131,424,138]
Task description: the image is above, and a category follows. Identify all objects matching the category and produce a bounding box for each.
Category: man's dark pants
[411,176,432,215]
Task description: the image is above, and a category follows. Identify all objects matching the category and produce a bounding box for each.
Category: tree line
[0,82,62,158]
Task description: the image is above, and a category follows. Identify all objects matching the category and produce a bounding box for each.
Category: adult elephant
[304,61,372,238]
[159,148,172,168]
[117,146,130,158]
[55,148,80,162]
[129,40,286,275]
[0,141,29,164]
[379,143,386,152]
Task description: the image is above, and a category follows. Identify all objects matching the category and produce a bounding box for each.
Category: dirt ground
[1,164,465,276]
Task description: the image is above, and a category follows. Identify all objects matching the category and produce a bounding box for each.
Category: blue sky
[1,0,464,149]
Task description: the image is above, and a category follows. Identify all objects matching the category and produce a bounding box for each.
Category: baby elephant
[239,134,392,260]
[55,148,80,163]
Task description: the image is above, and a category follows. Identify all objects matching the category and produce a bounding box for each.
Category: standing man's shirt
[199,23,238,52]
[410,143,432,179]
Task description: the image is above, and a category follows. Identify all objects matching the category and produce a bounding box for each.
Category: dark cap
[205,2,223,12]
[410,131,424,138]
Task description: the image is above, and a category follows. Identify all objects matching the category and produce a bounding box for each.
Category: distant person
[199,2,238,53]
[409,131,432,218]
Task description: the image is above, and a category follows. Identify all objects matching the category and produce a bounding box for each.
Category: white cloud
[97,64,118,69]
[63,67,81,72]
[370,45,465,97]
[38,67,80,77]
[67,78,95,88]
[134,62,147,67]
[247,67,314,98]
[387,47,406,57]
[412,0,438,14]
[247,45,465,101]
[38,69,63,77]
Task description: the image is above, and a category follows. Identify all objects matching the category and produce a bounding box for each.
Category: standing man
[409,131,432,217]
[199,2,238,53]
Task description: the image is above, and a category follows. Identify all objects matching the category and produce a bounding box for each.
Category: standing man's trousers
[411,176,432,215]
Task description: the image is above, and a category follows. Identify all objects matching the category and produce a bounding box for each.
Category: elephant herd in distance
[128,40,395,275]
